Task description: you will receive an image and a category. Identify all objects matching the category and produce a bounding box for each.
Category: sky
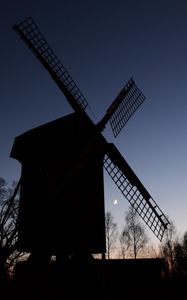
[1,0,187,246]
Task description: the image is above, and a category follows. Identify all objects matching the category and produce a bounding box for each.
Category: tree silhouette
[120,206,148,259]
[160,219,177,274]
[105,212,118,259]
[161,228,187,278]
[0,177,22,285]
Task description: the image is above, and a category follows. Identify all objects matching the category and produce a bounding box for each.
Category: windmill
[11,17,169,259]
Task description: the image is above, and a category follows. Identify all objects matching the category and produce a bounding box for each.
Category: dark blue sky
[1,0,187,244]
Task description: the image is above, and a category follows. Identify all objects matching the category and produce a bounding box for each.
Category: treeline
[106,207,187,279]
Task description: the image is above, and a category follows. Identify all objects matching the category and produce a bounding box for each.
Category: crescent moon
[113,199,118,205]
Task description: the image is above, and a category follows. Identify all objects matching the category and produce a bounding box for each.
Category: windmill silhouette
[11,17,169,260]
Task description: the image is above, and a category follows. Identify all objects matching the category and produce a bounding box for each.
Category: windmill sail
[97,78,146,137]
[108,79,146,137]
[104,143,169,241]
[13,17,88,113]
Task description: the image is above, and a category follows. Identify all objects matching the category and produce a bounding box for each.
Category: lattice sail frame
[109,79,146,137]
[13,17,88,111]
[104,144,169,241]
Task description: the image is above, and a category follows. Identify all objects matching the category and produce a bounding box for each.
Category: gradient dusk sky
[1,0,187,244]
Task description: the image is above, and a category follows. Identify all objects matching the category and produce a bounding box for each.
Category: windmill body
[11,17,169,258]
[11,112,106,255]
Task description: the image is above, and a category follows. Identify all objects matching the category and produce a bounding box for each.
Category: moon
[113,199,118,205]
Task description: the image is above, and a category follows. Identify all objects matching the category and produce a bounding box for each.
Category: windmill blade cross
[104,143,169,241]
[13,16,169,244]
[13,17,88,113]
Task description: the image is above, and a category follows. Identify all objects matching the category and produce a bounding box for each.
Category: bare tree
[120,206,148,259]
[183,231,187,252]
[105,212,118,259]
[176,231,187,277]
[159,219,178,274]
[0,177,22,284]
[119,229,130,259]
